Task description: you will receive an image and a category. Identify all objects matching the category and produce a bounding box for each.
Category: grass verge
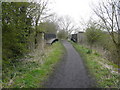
[71,41,120,88]
[2,42,65,88]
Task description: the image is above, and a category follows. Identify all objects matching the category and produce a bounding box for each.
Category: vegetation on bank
[71,41,119,88]
[2,42,64,88]
[2,2,65,88]
[84,21,119,65]
[2,2,59,67]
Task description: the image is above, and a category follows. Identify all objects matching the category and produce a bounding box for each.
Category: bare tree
[93,0,120,63]
[58,16,77,36]
[27,0,51,48]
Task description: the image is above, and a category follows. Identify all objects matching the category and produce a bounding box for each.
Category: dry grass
[2,42,64,88]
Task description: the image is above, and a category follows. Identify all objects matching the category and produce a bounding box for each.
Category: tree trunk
[35,32,37,49]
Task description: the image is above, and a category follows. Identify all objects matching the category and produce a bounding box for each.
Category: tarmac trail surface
[45,40,94,88]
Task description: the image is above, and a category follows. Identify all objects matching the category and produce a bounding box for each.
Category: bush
[85,25,118,64]
[2,2,32,66]
[85,26,104,48]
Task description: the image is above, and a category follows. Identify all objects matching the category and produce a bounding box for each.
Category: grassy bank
[2,42,65,88]
[71,41,119,88]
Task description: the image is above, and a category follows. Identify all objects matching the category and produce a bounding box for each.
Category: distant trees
[57,30,68,39]
[40,20,59,34]
[58,16,77,34]
[85,24,104,48]
[55,16,78,39]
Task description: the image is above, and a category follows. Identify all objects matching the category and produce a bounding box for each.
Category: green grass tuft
[2,42,65,88]
[71,41,119,88]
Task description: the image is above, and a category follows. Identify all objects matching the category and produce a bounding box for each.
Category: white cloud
[50,0,99,21]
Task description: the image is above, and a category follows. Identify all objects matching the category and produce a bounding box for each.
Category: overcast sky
[49,0,99,24]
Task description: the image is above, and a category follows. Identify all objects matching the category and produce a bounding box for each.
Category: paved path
[45,40,95,88]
